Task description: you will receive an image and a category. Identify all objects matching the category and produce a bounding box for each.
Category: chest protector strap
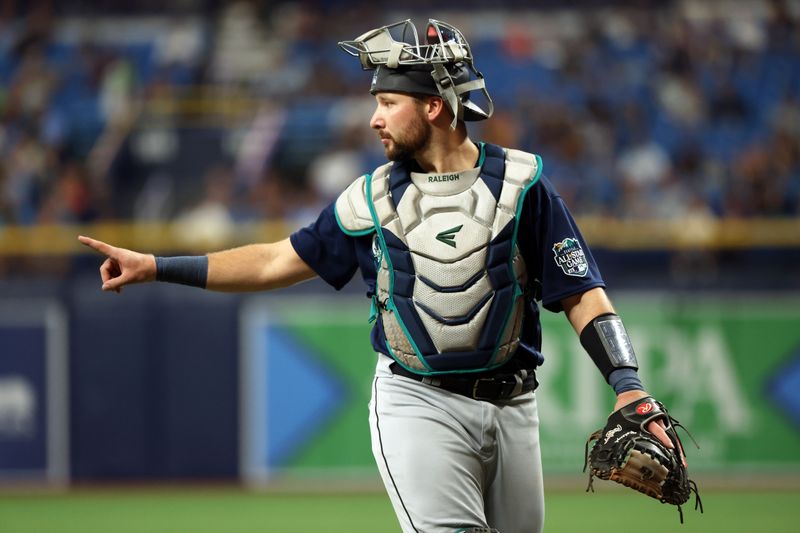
[366,143,542,375]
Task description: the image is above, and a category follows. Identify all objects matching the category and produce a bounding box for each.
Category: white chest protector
[335,143,542,374]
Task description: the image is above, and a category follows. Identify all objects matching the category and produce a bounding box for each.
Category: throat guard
[339,143,541,374]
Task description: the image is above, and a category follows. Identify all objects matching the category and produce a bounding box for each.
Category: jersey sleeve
[289,202,360,290]
[519,174,605,312]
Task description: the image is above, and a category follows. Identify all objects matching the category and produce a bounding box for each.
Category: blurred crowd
[0,0,798,236]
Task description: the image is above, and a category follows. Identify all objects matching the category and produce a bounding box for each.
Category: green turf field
[1,488,798,532]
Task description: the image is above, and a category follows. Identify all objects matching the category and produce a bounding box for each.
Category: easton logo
[436,225,463,248]
[636,402,654,415]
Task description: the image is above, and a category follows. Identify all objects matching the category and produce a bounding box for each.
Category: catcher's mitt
[584,396,702,523]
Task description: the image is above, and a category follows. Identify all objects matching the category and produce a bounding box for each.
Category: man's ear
[425,96,453,124]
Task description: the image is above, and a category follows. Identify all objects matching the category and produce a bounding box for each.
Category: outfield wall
[0,284,798,483]
[239,294,800,482]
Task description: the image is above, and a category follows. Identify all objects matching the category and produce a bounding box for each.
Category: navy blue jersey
[290,169,605,366]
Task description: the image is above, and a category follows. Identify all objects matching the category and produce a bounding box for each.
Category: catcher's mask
[338,19,494,130]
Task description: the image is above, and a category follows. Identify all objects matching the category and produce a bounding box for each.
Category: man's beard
[383,111,431,162]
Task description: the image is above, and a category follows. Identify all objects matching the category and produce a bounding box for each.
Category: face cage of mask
[338,19,494,129]
[339,19,472,69]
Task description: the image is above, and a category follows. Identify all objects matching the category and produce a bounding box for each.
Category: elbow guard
[580,312,639,381]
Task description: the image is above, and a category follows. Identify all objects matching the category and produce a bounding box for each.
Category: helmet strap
[431,65,494,130]
[431,63,462,129]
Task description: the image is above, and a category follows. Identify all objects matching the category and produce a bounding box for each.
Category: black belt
[389,362,538,402]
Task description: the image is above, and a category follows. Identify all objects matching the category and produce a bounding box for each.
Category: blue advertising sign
[0,300,68,484]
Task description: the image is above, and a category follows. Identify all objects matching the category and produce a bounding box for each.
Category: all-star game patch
[552,237,589,277]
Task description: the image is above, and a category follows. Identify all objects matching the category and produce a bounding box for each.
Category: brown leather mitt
[584,396,703,523]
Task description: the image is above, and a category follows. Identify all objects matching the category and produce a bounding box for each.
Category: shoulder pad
[504,148,541,185]
[334,174,375,236]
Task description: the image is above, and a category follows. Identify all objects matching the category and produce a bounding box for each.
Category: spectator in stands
[0,2,798,228]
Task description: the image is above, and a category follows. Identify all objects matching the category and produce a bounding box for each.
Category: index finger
[78,235,115,257]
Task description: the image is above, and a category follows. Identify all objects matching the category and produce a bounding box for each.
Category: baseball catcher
[80,16,702,533]
[584,395,703,523]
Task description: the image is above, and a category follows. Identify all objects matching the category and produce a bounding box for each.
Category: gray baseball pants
[369,354,545,533]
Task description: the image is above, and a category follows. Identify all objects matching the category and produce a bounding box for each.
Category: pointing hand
[77,235,157,293]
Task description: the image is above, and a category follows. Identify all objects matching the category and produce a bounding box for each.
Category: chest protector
[335,143,542,374]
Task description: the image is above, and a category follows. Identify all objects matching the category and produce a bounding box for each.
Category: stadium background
[0,0,799,531]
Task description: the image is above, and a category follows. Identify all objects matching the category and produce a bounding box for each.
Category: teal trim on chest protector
[334,184,376,237]
[477,142,486,167]
[485,153,543,368]
[366,148,543,375]
[365,172,433,372]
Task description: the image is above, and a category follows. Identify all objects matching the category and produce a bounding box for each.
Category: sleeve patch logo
[552,237,588,277]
